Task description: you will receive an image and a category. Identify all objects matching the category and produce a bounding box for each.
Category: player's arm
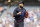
[17,11,21,15]
[13,9,17,17]
[13,9,21,17]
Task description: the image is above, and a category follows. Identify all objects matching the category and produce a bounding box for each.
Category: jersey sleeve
[13,9,17,17]
[24,9,26,14]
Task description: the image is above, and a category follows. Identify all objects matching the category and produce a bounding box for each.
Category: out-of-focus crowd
[0,7,40,27]
[24,8,40,27]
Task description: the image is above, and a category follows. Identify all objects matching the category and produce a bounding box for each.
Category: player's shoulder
[15,7,19,9]
[23,8,26,11]
[23,8,26,10]
[14,7,18,10]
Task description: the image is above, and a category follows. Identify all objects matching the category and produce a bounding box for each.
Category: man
[0,7,6,16]
[13,2,28,27]
[0,7,3,16]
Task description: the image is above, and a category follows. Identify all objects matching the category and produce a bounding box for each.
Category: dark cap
[19,1,24,4]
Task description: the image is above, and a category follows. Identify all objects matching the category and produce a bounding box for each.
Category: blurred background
[0,0,40,27]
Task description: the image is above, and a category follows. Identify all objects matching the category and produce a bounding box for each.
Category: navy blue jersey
[13,7,26,22]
